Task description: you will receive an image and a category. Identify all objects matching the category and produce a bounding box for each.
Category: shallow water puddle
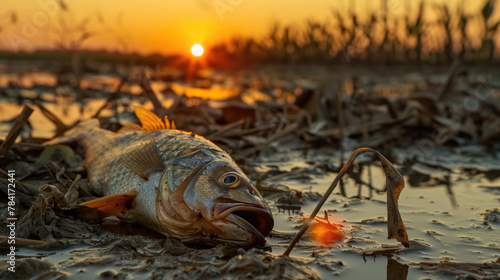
[2,162,498,279]
[267,164,500,279]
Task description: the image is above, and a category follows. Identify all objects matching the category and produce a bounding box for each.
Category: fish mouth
[213,202,274,244]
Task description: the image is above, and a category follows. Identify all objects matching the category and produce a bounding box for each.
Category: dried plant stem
[0,168,8,178]
[0,236,62,247]
[335,88,347,197]
[207,119,245,139]
[36,101,76,137]
[141,75,166,118]
[0,105,34,156]
[282,147,408,256]
[92,75,127,118]
[437,60,461,101]
[265,165,319,182]
[239,123,299,157]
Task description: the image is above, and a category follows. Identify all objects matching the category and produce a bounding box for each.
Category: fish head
[157,149,273,246]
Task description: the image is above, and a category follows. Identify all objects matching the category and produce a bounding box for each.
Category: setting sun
[191,44,204,57]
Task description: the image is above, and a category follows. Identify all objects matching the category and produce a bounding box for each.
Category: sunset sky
[0,0,493,55]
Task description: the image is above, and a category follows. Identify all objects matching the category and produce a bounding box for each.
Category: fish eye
[219,172,240,188]
[224,176,237,184]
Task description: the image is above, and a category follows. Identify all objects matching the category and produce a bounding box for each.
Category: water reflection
[276,203,301,216]
[387,258,409,280]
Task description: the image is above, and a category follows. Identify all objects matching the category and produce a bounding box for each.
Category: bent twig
[282,147,409,256]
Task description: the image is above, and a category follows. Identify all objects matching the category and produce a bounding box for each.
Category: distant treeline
[209,0,500,65]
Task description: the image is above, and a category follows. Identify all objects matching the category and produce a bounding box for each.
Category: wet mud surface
[1,64,500,279]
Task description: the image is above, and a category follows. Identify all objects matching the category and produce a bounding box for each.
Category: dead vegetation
[0,1,499,279]
[1,2,500,274]
[210,0,500,65]
[0,59,499,279]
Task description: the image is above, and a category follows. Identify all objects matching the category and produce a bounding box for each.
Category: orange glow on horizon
[0,0,491,55]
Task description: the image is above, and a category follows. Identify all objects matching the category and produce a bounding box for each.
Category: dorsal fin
[135,107,164,130]
[80,191,138,220]
[136,107,176,131]
[119,138,164,180]
[164,115,175,130]
[118,123,143,133]
[118,108,176,133]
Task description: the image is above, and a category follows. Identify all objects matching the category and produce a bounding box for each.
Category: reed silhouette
[209,0,500,65]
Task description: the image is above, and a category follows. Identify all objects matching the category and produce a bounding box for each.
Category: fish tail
[44,119,110,148]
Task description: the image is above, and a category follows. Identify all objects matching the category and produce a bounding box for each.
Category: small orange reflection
[303,211,345,245]
[170,83,238,100]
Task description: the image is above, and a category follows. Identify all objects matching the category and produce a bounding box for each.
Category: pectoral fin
[80,191,138,220]
[119,138,164,180]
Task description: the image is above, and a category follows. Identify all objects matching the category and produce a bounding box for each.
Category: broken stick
[0,105,34,156]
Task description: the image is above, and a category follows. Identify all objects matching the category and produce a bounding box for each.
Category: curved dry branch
[282,147,409,257]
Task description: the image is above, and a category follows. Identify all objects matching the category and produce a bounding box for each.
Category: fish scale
[82,128,226,196]
[60,109,274,246]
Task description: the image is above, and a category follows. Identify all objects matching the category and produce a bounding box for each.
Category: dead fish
[47,108,273,246]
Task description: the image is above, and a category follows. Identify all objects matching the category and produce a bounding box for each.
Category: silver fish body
[70,120,273,246]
